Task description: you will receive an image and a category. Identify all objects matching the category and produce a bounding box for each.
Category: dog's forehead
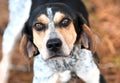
[37,7,66,23]
[29,3,75,25]
[46,8,53,21]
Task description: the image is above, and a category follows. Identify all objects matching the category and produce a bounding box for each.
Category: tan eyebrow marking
[54,12,65,23]
[37,14,50,24]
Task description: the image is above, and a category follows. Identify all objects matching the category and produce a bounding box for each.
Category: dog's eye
[60,18,71,27]
[34,23,45,31]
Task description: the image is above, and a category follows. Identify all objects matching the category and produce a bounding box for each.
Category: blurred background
[0,0,120,83]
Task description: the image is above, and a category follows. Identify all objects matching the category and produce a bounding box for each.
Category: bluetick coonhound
[20,0,106,83]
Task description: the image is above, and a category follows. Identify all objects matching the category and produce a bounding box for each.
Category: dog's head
[20,3,95,60]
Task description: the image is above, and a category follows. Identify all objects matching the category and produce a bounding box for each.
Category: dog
[18,0,106,83]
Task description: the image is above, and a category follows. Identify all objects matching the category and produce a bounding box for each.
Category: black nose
[46,38,62,52]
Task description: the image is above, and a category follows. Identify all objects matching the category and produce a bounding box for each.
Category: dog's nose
[46,38,62,52]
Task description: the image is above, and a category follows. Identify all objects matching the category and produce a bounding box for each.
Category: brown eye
[34,23,45,31]
[60,18,71,27]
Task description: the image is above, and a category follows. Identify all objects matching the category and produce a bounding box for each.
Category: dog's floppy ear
[76,14,96,54]
[20,33,39,58]
[81,24,96,54]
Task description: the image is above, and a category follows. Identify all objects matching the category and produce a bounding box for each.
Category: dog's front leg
[75,49,100,83]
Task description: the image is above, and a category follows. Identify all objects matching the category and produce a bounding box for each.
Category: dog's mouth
[49,55,68,60]
[47,52,71,61]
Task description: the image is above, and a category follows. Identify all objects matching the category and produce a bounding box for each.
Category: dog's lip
[51,55,65,58]
[47,51,71,60]
[48,54,68,60]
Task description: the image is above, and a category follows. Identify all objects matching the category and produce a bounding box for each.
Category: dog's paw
[75,49,100,83]
[76,67,100,83]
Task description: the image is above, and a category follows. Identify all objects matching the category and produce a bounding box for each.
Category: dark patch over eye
[60,18,71,27]
[34,22,46,31]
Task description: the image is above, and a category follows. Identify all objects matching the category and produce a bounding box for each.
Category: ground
[0,0,120,83]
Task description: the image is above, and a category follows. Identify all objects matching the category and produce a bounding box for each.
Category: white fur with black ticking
[33,48,100,83]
